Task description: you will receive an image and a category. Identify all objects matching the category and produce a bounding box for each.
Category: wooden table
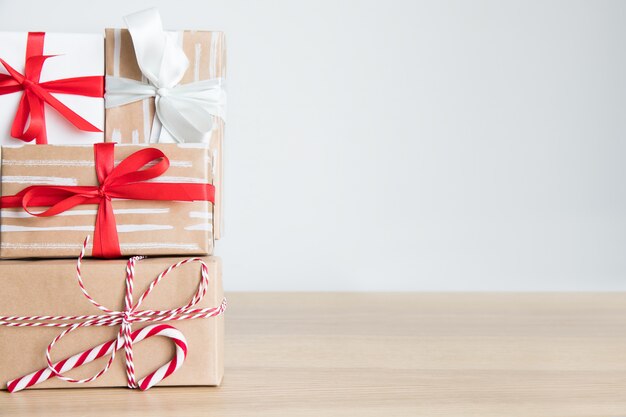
[1,293,626,416]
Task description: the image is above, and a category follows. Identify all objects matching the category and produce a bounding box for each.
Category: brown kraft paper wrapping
[0,256,224,390]
[105,28,226,240]
[0,143,214,259]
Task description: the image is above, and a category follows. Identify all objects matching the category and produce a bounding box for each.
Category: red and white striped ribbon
[0,237,226,392]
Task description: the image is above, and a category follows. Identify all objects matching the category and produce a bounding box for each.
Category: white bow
[105,8,226,143]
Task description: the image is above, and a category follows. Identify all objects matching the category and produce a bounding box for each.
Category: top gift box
[0,31,104,145]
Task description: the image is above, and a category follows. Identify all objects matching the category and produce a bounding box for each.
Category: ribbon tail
[37,88,102,133]
[156,97,214,143]
[154,79,227,143]
[173,78,227,122]
[92,198,121,259]
[149,106,164,142]
[34,93,48,144]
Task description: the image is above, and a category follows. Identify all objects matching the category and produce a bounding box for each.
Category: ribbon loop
[0,32,104,144]
[105,147,169,186]
[105,8,226,143]
[124,8,188,88]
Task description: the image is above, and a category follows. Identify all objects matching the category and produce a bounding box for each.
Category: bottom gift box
[0,253,224,391]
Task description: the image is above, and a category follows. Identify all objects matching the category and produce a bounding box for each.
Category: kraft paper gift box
[105,8,227,239]
[0,143,214,259]
[0,256,224,390]
[0,31,104,145]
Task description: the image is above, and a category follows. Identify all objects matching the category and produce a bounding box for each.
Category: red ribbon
[0,143,215,258]
[0,32,103,144]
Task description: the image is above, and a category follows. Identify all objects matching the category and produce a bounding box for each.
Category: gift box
[0,31,104,145]
[0,255,224,390]
[0,142,215,259]
[104,8,227,239]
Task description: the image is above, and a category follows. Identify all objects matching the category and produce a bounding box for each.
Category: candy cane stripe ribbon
[105,8,226,143]
[0,237,226,392]
[7,324,186,393]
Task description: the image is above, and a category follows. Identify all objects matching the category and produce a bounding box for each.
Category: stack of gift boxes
[0,9,226,391]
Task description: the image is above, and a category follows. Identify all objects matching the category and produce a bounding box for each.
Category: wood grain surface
[1,292,626,417]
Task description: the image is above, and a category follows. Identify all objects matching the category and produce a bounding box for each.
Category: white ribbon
[105,8,226,143]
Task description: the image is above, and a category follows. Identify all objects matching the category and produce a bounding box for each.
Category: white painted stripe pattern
[1,225,94,232]
[120,243,202,250]
[111,129,123,142]
[1,224,173,233]
[212,148,218,177]
[1,159,94,167]
[140,160,193,168]
[0,144,95,149]
[142,74,151,143]
[144,176,207,184]
[0,242,203,250]
[189,211,213,219]
[194,43,201,82]
[2,176,78,186]
[2,175,206,185]
[176,143,211,149]
[1,208,170,218]
[184,223,213,231]
[1,159,193,168]
[113,29,121,77]
[209,33,218,78]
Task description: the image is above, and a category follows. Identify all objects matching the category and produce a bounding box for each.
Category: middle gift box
[0,142,214,259]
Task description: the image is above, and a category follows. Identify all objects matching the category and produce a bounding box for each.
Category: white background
[0,0,624,291]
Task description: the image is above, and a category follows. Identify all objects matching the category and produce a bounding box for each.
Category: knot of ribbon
[0,142,215,258]
[105,8,227,143]
[0,237,227,392]
[0,32,104,144]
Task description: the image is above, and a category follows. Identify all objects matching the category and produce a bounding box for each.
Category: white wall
[1,0,625,291]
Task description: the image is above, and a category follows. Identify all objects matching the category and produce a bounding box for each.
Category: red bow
[0,143,215,258]
[0,32,103,144]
